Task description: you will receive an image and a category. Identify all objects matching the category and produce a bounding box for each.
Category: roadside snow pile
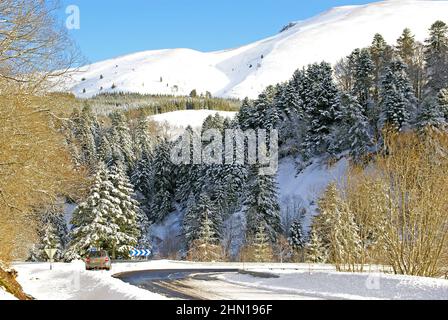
[221,270,448,300]
[13,261,166,300]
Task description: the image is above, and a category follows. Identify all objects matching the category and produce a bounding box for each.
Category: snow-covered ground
[64,0,448,99]
[150,110,237,130]
[277,157,348,231]
[221,270,448,300]
[13,261,166,300]
[9,261,448,300]
[0,287,17,300]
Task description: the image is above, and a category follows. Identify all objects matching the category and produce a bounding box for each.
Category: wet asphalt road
[115,269,239,300]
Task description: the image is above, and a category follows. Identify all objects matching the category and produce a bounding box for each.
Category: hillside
[64,0,448,99]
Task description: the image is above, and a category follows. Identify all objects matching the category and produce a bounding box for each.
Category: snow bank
[14,261,166,300]
[221,270,448,300]
[0,287,17,300]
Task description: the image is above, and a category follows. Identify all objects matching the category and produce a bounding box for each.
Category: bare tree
[0,0,82,94]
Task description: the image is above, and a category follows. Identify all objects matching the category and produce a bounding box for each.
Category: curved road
[115,269,321,300]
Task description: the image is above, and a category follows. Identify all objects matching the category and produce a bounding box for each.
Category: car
[85,250,111,271]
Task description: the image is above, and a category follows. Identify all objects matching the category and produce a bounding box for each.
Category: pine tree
[29,205,68,262]
[307,229,328,263]
[182,193,198,247]
[187,210,222,262]
[67,163,138,259]
[244,166,281,242]
[149,140,176,222]
[183,193,221,249]
[71,105,99,169]
[252,224,273,262]
[350,48,374,110]
[252,91,274,129]
[370,33,393,106]
[302,62,342,159]
[332,202,362,270]
[380,59,417,132]
[108,162,141,255]
[424,21,448,96]
[416,97,447,132]
[133,116,154,159]
[438,88,448,120]
[288,219,305,251]
[131,149,154,208]
[109,112,135,171]
[338,93,374,162]
[237,97,255,130]
[97,132,113,164]
[275,70,305,122]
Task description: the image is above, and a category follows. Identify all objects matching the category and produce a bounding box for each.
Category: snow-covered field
[64,0,448,99]
[150,110,237,129]
[9,261,448,300]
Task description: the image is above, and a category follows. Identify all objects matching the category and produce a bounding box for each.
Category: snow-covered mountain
[66,0,448,99]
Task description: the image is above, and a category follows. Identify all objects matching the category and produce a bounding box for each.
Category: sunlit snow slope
[66,0,448,99]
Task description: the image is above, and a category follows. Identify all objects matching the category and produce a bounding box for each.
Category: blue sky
[60,0,378,63]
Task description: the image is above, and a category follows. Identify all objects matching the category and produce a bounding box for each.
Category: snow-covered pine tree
[237,97,255,130]
[351,48,374,110]
[136,205,152,250]
[174,125,197,207]
[131,149,154,208]
[416,97,447,133]
[282,68,307,121]
[182,192,198,247]
[108,112,135,171]
[332,201,362,271]
[370,33,393,106]
[311,183,339,262]
[379,59,417,132]
[252,91,273,130]
[149,140,176,222]
[301,62,342,159]
[133,115,155,160]
[244,166,281,242]
[68,163,139,259]
[252,224,273,262]
[187,210,222,262]
[97,131,113,164]
[424,21,448,97]
[438,88,448,120]
[68,163,122,258]
[307,229,328,263]
[71,105,99,169]
[338,93,374,162]
[108,162,141,255]
[29,205,68,262]
[288,219,305,251]
[265,88,281,130]
[183,193,221,249]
